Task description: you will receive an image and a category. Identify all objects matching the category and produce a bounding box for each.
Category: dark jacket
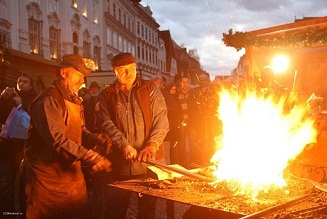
[161,89,182,141]
[25,80,99,163]
[176,88,201,127]
[99,76,169,175]
[82,95,99,133]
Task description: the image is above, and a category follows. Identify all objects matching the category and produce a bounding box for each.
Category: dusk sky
[140,0,327,78]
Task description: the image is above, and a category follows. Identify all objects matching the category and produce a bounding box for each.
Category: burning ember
[210,88,318,197]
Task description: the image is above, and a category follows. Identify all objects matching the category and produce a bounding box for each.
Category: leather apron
[26,100,88,219]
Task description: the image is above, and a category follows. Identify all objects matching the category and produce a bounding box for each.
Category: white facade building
[0,0,188,87]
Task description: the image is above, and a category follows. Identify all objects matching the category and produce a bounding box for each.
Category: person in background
[95,53,169,219]
[174,74,182,91]
[176,76,201,168]
[79,82,102,206]
[0,73,37,214]
[83,81,101,133]
[168,82,177,95]
[162,82,183,165]
[152,76,169,164]
[24,54,111,219]
[78,87,91,102]
[193,74,221,164]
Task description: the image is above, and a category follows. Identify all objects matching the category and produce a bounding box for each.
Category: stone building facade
[0,0,207,90]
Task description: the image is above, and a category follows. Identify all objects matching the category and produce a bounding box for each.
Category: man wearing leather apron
[24,54,111,219]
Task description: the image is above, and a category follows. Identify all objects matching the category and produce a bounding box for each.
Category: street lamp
[271,54,289,74]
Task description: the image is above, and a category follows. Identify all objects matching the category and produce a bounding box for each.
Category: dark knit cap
[111,53,135,68]
[59,54,92,76]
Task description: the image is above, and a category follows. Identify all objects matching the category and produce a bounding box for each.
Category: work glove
[123,145,137,161]
[83,149,111,173]
[137,145,157,162]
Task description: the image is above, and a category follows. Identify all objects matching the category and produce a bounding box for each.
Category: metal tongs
[145,160,215,182]
[112,178,174,189]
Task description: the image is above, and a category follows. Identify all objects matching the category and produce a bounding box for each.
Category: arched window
[83,29,91,57]
[73,45,79,55]
[48,12,60,59]
[93,36,101,70]
[73,31,78,54]
[27,2,42,56]
[71,14,81,56]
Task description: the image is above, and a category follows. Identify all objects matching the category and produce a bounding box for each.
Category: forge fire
[209,88,318,197]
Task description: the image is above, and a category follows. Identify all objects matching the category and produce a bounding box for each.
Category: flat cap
[111,53,135,68]
[59,54,93,76]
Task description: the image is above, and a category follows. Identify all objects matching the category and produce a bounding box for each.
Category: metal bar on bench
[145,161,215,182]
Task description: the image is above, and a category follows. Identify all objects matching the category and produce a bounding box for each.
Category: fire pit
[109,171,327,218]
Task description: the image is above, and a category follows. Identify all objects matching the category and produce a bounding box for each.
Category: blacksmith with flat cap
[24,54,112,219]
[93,52,169,219]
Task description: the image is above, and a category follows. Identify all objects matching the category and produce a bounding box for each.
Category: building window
[132,21,134,34]
[49,26,60,59]
[94,46,100,70]
[124,39,127,52]
[137,22,140,35]
[28,17,41,54]
[106,0,110,12]
[73,32,78,44]
[83,41,91,58]
[82,1,87,17]
[107,28,112,45]
[73,31,78,54]
[0,30,11,48]
[132,45,135,56]
[128,41,131,53]
[141,25,144,37]
[73,46,78,54]
[72,0,77,8]
[118,9,121,23]
[118,36,122,51]
[113,31,117,49]
[113,3,116,18]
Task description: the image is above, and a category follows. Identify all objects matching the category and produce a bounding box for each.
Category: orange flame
[210,88,317,196]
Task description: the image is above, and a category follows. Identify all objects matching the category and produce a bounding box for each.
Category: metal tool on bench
[145,160,215,182]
